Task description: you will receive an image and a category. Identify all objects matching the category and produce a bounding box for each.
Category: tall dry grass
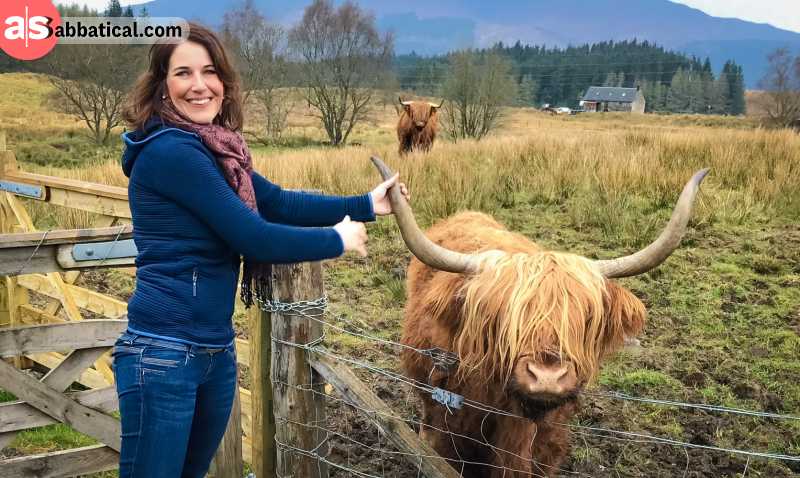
[20,111,800,244]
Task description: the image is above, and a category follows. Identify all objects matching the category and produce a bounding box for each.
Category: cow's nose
[525,361,577,393]
[415,122,425,128]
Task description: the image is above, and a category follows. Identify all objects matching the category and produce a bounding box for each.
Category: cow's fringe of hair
[398,103,438,154]
[453,251,610,385]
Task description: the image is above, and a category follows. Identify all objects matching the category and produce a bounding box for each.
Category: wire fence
[260,294,800,477]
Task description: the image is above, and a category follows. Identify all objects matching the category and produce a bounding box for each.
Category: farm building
[581,86,646,113]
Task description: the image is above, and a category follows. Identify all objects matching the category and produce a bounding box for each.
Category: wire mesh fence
[259,294,800,477]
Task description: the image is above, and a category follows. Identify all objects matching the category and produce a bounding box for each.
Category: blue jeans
[112,332,237,478]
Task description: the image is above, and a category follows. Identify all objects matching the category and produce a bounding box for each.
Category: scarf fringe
[241,261,273,309]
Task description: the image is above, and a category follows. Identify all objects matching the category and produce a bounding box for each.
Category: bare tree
[288,0,393,146]
[46,44,144,144]
[758,48,800,128]
[440,50,517,141]
[222,0,292,144]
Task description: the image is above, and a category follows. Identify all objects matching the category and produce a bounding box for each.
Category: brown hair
[122,22,243,131]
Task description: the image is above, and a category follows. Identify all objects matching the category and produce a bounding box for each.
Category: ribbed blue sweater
[121,119,374,347]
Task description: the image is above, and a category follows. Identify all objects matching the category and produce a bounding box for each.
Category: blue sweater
[121,119,374,347]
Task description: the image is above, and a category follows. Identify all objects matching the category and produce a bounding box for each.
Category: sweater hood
[121,117,199,177]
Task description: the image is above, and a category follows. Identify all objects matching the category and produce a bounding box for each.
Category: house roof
[582,86,640,103]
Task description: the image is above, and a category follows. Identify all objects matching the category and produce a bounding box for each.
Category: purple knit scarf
[160,100,270,307]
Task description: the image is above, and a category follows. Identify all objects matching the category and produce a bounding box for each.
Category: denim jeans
[112,332,237,478]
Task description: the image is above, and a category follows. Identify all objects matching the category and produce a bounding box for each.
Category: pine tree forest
[395,40,746,115]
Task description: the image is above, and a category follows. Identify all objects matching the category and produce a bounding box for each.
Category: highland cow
[371,157,708,477]
[397,98,441,155]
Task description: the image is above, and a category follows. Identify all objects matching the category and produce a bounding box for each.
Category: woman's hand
[333,215,368,257]
[370,173,411,216]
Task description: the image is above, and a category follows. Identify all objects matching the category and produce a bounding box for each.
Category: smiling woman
[113,21,409,478]
[165,41,225,124]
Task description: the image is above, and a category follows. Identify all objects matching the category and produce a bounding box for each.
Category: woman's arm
[139,140,345,264]
[251,172,374,227]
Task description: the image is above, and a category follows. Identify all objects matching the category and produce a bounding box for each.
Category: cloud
[670,0,800,33]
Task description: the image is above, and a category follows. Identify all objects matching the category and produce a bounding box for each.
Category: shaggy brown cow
[371,157,708,477]
[397,97,441,155]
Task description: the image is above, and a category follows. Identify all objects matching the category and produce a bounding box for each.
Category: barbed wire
[583,390,800,422]
[262,295,800,423]
[271,378,593,478]
[261,295,800,477]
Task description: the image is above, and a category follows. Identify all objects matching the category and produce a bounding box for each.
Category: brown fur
[402,211,646,477]
[397,102,439,155]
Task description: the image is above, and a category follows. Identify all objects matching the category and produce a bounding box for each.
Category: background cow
[372,157,707,477]
[397,98,441,155]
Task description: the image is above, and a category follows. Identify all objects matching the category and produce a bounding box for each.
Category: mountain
[141,0,800,87]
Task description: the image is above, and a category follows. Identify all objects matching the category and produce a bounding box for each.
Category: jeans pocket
[140,345,187,377]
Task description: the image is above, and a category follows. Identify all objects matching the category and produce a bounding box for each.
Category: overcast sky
[669,0,800,33]
[55,0,800,34]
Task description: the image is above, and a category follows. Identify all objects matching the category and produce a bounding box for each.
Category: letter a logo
[0,0,60,60]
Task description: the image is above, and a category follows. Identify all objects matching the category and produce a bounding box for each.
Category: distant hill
[141,0,800,87]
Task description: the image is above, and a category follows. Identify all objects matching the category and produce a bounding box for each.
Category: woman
[114,22,409,477]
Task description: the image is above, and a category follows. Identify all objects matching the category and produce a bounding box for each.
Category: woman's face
[165,41,224,125]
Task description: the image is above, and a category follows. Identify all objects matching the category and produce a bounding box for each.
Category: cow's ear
[602,280,646,351]
[404,104,412,113]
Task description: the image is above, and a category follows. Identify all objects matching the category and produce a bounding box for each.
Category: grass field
[1,72,798,477]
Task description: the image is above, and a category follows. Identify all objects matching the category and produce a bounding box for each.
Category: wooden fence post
[271,262,328,478]
[251,295,275,477]
[211,386,243,477]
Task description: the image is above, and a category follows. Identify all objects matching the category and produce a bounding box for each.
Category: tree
[288,0,393,146]
[666,68,691,113]
[222,0,292,144]
[723,61,746,115]
[758,48,798,126]
[124,5,135,17]
[105,0,123,17]
[603,71,623,87]
[516,74,538,106]
[439,50,517,140]
[709,73,730,114]
[45,44,145,144]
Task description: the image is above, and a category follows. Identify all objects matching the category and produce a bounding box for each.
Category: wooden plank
[0,320,127,357]
[310,353,461,478]
[0,359,121,451]
[250,298,275,478]
[47,187,131,218]
[243,435,253,465]
[19,304,65,325]
[4,170,128,201]
[211,386,243,478]
[0,444,118,477]
[0,246,64,276]
[17,275,128,319]
[235,337,249,367]
[271,262,327,478]
[239,386,252,440]
[239,387,252,437]
[5,276,30,368]
[0,386,119,433]
[0,226,133,249]
[27,352,110,390]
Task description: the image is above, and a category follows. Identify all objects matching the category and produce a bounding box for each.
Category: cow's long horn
[371,156,482,273]
[428,100,442,108]
[399,96,413,106]
[594,169,709,278]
